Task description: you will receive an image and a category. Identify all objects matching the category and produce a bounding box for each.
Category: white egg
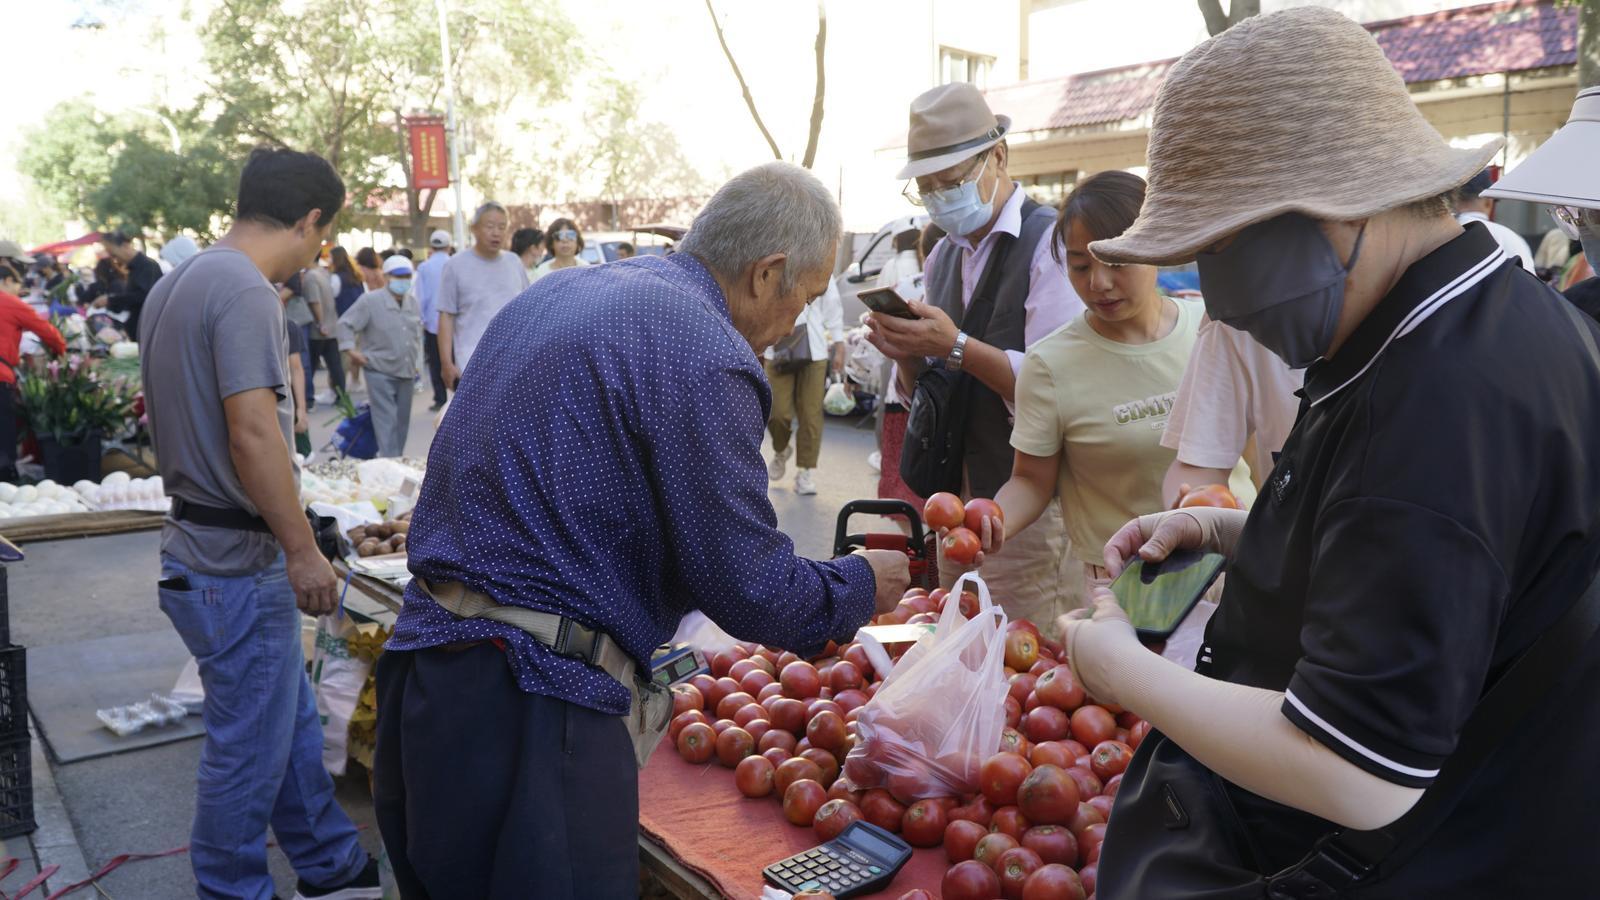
[0,484,14,503]
[103,471,130,488]
[148,476,163,495]
[37,484,60,500]
[80,485,99,505]
[0,507,12,519]
[73,480,96,495]
[37,479,57,491]
[15,486,37,504]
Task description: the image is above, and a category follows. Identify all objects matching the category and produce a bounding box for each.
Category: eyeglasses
[555,229,578,241]
[902,151,990,208]
[1552,205,1600,240]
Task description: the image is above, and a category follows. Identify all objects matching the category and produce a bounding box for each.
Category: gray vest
[926,196,1055,498]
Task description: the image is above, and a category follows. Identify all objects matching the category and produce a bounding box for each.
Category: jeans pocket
[158,581,226,659]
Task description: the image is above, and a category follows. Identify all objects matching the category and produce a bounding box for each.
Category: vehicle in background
[580,224,689,264]
[836,215,928,323]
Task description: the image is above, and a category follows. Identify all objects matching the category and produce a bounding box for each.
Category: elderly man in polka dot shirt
[373,162,912,898]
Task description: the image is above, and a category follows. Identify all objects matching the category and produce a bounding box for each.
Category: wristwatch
[946,331,970,372]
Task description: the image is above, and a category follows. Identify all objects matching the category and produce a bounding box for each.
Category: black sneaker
[293,858,382,899]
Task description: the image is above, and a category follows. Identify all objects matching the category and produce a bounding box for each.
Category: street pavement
[12,376,887,897]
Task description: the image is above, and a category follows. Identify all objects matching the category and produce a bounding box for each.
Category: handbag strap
[1269,296,1600,895]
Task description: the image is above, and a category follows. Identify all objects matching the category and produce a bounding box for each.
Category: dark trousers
[423,331,448,406]
[0,384,15,481]
[373,646,639,899]
[306,335,345,401]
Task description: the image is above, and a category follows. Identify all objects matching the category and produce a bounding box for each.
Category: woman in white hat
[1061,8,1600,898]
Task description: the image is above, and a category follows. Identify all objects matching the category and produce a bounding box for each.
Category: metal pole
[437,0,467,248]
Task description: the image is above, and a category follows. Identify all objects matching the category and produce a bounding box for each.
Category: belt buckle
[555,618,601,664]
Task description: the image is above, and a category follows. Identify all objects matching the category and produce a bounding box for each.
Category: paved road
[15,379,886,897]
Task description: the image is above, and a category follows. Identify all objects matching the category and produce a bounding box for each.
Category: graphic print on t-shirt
[1113,391,1177,428]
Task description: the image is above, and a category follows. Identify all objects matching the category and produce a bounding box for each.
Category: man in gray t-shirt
[436,201,528,386]
[138,147,380,900]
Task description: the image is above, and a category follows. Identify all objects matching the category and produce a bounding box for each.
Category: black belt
[170,496,272,534]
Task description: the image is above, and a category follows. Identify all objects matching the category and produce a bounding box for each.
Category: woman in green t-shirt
[987,171,1249,606]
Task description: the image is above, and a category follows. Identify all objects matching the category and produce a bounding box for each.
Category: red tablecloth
[640,738,948,899]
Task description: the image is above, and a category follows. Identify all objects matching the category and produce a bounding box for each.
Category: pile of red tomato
[668,583,1144,900]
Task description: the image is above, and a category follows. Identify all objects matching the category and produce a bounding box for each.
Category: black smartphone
[858,286,918,320]
[1109,550,1226,641]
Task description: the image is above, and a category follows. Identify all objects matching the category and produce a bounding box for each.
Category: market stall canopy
[30,232,104,257]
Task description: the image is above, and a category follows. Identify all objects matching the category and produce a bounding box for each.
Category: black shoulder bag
[1098,299,1600,899]
[898,233,1017,497]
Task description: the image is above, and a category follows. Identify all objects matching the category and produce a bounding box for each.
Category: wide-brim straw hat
[1483,86,1600,209]
[1091,6,1501,267]
[898,82,1011,180]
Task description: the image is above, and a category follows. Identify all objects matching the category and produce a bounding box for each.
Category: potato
[348,526,368,543]
[358,539,381,557]
[389,520,409,534]
[392,534,407,551]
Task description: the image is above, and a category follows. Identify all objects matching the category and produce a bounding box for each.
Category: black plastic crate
[0,648,26,740]
[0,734,32,838]
[0,565,9,647]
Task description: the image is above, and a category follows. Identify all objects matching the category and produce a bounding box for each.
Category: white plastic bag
[823,381,857,416]
[843,573,1009,800]
[171,657,204,712]
[355,458,423,499]
[670,610,740,656]
[311,614,372,777]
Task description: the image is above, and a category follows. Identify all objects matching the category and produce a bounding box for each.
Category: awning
[29,232,104,257]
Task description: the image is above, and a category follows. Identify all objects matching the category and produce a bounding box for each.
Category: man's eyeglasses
[1553,205,1600,240]
[902,151,990,208]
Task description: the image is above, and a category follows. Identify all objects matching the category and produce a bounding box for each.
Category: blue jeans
[159,553,367,900]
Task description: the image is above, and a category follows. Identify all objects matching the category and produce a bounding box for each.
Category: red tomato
[1178,483,1242,509]
[898,891,936,900]
[698,676,732,712]
[711,719,736,735]
[990,805,1030,840]
[1028,658,1054,677]
[861,789,907,833]
[1007,673,1038,706]
[1024,691,1044,714]
[964,497,1005,534]
[1022,706,1071,743]
[1069,706,1117,748]
[1090,740,1134,781]
[1034,667,1085,712]
[783,779,827,826]
[1004,695,1023,729]
[1078,863,1098,897]
[774,757,824,796]
[1007,618,1042,638]
[761,747,791,768]
[806,710,848,753]
[942,527,982,565]
[757,682,785,702]
[943,859,1003,900]
[1020,825,1078,868]
[1021,863,1086,900]
[832,689,870,714]
[735,754,775,798]
[745,719,773,744]
[806,698,845,721]
[688,673,719,705]
[1085,794,1114,821]
[676,721,716,764]
[948,794,997,828]
[669,709,711,742]
[1030,742,1074,770]
[715,726,755,768]
[1004,629,1040,672]
[759,728,798,754]
[800,748,840,787]
[739,668,776,696]
[901,799,948,847]
[1017,765,1080,826]
[958,590,981,618]
[710,649,741,678]
[973,831,1020,872]
[827,778,863,806]
[780,661,823,699]
[842,643,874,674]
[813,798,863,841]
[1128,719,1152,750]
[732,703,767,729]
[670,684,703,717]
[715,689,757,721]
[887,769,932,805]
[1065,801,1105,843]
[944,818,988,862]
[980,752,1034,807]
[727,658,761,683]
[1063,767,1102,802]
[1103,773,1123,799]
[997,846,1044,900]
[828,660,865,693]
[1079,822,1107,862]
[923,492,966,530]
[767,697,807,734]
[998,727,1032,758]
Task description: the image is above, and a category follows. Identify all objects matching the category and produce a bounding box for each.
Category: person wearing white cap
[1485,85,1600,317]
[416,228,453,410]
[338,254,424,458]
[867,81,1083,626]
[1057,9,1600,898]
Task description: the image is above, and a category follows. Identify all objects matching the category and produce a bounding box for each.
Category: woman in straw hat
[979,170,1251,603]
[1058,8,1600,898]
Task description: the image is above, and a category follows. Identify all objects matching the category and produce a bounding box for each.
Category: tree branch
[703,0,784,160]
[1197,0,1230,36]
[800,0,826,170]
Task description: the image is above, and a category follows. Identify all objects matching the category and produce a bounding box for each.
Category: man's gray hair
[471,201,508,226]
[680,162,842,291]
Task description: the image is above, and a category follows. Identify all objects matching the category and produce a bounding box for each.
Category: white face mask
[921,154,997,237]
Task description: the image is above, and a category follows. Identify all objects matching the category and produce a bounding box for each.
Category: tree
[703,0,828,169]
[1197,0,1259,36]
[577,77,708,229]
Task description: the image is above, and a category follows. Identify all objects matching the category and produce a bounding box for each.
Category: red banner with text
[406,116,449,190]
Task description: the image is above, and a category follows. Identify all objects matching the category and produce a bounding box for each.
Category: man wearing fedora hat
[1057,8,1600,897]
[868,82,1083,624]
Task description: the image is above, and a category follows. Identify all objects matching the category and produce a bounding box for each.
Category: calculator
[762,820,912,898]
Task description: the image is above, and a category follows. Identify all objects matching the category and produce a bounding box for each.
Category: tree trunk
[1581,0,1599,89]
[704,0,784,160]
[800,1,827,170]
[1197,0,1259,36]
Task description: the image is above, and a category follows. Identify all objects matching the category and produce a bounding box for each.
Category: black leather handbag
[1097,567,1600,899]
[898,234,1016,498]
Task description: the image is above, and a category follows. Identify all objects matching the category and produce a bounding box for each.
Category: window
[1021,172,1075,210]
[940,47,994,90]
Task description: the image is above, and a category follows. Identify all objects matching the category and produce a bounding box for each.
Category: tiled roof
[998,0,1578,136]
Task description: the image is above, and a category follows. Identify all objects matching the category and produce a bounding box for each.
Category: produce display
[0,472,167,519]
[346,514,410,557]
[667,584,1134,900]
[301,457,425,508]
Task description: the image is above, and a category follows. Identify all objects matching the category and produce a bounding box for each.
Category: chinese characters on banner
[406,116,449,190]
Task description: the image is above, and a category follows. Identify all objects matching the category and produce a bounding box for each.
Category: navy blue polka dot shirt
[387,253,878,715]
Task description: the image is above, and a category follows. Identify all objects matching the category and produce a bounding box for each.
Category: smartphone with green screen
[1109,550,1226,641]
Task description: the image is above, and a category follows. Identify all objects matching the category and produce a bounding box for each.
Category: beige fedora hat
[897,82,1011,180]
[1092,6,1501,267]
[1484,86,1600,209]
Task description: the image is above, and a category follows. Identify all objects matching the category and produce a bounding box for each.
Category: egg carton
[96,692,190,737]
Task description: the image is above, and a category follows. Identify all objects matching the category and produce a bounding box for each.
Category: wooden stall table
[638,738,947,900]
